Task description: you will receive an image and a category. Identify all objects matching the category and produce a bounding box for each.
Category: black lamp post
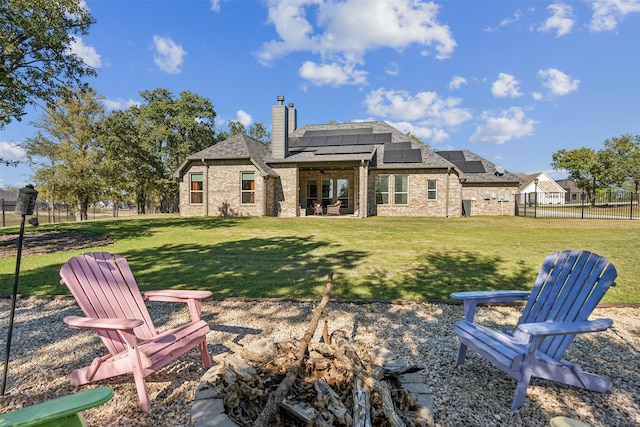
[1,184,38,396]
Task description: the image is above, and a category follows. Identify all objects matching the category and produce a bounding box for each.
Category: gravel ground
[0,297,638,427]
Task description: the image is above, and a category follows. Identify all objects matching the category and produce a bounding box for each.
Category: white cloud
[538,68,580,96]
[385,62,400,76]
[258,0,456,86]
[538,3,575,37]
[0,141,26,163]
[470,107,537,144]
[103,98,140,111]
[449,75,467,90]
[299,60,367,86]
[484,10,524,32]
[69,36,102,68]
[386,120,450,143]
[364,88,472,127]
[153,35,186,74]
[236,110,253,126]
[590,0,640,32]
[491,73,523,98]
[210,0,220,12]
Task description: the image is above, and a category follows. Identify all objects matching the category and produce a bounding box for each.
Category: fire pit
[190,275,434,426]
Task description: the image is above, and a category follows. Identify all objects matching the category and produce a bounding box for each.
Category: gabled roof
[518,171,566,193]
[0,189,17,201]
[436,150,521,183]
[174,134,277,178]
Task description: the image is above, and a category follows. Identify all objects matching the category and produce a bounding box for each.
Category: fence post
[1,199,4,227]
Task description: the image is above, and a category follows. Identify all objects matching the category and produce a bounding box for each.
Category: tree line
[552,134,640,204]
[23,86,270,219]
[1,0,270,220]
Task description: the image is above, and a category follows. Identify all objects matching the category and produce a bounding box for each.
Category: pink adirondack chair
[59,252,212,412]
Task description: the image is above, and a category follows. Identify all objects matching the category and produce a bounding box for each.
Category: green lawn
[1,215,638,303]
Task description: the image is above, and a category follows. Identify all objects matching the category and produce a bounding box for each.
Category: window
[321,179,333,205]
[241,172,255,204]
[375,176,389,204]
[306,180,318,208]
[394,175,408,205]
[337,178,349,208]
[427,180,437,200]
[190,173,203,204]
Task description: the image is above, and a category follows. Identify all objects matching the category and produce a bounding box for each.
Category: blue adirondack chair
[451,250,617,409]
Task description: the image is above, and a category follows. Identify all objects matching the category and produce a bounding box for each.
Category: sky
[1,0,639,189]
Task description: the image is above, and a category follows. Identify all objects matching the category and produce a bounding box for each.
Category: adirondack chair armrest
[141,289,212,302]
[451,290,531,322]
[64,315,145,331]
[451,290,531,304]
[517,318,614,337]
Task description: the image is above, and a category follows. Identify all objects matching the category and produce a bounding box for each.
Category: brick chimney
[288,102,296,132]
[272,95,288,159]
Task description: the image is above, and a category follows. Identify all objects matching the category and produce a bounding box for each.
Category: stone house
[174,96,521,218]
[518,172,567,206]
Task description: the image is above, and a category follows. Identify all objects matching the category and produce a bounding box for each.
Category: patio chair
[59,252,212,412]
[0,387,113,427]
[326,200,341,215]
[313,200,323,215]
[451,250,617,409]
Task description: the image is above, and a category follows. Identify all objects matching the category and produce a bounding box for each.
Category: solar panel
[374,133,392,143]
[452,160,485,173]
[384,148,422,163]
[403,149,423,163]
[384,141,412,151]
[303,128,373,137]
[355,134,376,144]
[384,150,403,163]
[439,150,466,162]
[314,146,336,154]
[333,145,357,154]
[463,161,485,173]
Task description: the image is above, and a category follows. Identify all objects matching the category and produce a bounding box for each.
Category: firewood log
[253,273,334,427]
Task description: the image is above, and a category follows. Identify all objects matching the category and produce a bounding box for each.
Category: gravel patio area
[0,297,638,426]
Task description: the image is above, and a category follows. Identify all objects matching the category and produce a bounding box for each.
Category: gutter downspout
[446,167,450,218]
[201,159,209,217]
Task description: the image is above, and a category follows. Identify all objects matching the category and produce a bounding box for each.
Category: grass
[1,215,638,303]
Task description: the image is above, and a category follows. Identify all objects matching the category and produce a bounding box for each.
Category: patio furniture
[59,252,212,412]
[313,200,323,215]
[451,249,617,409]
[326,200,341,215]
[0,386,113,427]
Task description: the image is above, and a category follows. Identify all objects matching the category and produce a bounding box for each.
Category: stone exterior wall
[270,164,298,217]
[178,161,518,218]
[367,169,463,217]
[178,160,265,217]
[461,184,518,216]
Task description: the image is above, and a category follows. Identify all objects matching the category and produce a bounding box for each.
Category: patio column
[359,161,368,218]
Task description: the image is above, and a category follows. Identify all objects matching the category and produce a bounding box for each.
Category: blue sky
[1,0,639,189]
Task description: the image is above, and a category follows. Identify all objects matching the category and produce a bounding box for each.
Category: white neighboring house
[519,172,566,205]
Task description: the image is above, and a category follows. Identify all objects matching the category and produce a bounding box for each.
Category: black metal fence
[1,199,77,227]
[516,191,639,220]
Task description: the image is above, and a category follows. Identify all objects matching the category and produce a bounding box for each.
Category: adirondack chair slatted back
[518,250,617,359]
[60,252,157,356]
